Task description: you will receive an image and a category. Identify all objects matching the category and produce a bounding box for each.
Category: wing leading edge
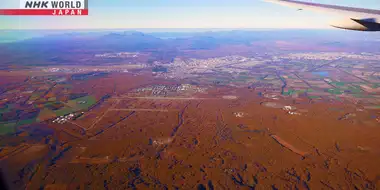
[264,0,380,18]
[264,0,380,31]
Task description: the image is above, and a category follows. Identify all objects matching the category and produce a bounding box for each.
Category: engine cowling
[329,18,380,31]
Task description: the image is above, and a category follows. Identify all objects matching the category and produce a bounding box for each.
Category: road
[86,99,120,131]
[110,109,174,112]
[113,96,214,100]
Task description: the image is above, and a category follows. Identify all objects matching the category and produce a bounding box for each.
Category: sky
[0,0,379,30]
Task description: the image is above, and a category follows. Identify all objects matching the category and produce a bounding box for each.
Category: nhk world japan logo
[0,0,88,16]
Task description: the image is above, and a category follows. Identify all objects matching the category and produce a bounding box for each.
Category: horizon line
[0,27,336,31]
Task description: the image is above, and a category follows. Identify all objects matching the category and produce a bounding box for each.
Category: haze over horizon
[1,0,380,30]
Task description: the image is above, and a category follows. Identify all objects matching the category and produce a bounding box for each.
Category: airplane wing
[264,0,380,31]
[264,0,380,19]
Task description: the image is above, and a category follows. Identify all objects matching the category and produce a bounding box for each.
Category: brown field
[1,72,380,190]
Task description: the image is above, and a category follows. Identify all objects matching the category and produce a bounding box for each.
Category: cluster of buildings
[234,112,245,118]
[278,52,380,61]
[41,67,132,74]
[172,56,250,68]
[150,137,173,146]
[42,67,103,73]
[155,56,255,79]
[263,93,280,100]
[94,52,140,58]
[133,84,207,96]
[52,112,84,124]
[283,106,301,115]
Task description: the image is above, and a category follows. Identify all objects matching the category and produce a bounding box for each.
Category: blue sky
[0,0,379,29]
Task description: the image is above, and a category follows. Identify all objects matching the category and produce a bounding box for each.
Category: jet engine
[329,18,380,31]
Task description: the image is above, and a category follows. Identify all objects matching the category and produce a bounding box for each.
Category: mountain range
[1,30,379,66]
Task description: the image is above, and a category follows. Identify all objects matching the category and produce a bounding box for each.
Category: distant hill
[0,29,379,66]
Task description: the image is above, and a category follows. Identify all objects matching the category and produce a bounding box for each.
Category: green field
[68,96,97,109]
[347,86,362,94]
[48,97,57,101]
[55,108,76,117]
[364,105,380,110]
[282,88,313,96]
[54,96,97,116]
[37,108,57,121]
[282,89,296,96]
[330,81,345,87]
[17,118,36,126]
[0,117,40,135]
[0,122,17,135]
[30,93,42,101]
[308,96,321,99]
[327,89,343,95]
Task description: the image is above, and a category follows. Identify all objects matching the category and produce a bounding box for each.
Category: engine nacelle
[329,18,380,31]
